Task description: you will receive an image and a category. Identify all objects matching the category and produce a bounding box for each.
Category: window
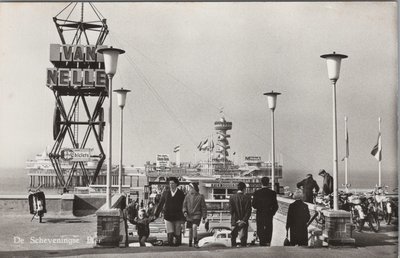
[227,189,236,195]
[213,189,226,199]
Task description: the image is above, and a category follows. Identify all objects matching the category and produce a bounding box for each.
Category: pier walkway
[0,212,397,257]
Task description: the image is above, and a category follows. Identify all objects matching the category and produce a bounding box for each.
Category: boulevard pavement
[0,213,397,257]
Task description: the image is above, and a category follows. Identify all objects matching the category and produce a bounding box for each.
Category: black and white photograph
[0,1,397,257]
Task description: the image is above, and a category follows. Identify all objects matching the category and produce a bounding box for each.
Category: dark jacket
[297,177,319,203]
[322,173,333,195]
[135,217,151,237]
[126,203,138,225]
[154,188,185,221]
[229,192,252,226]
[252,187,279,218]
[286,200,310,246]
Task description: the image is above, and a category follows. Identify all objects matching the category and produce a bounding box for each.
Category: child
[182,182,207,247]
[134,209,154,246]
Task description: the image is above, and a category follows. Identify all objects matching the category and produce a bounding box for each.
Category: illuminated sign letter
[85,45,96,62]
[47,68,58,86]
[95,70,106,87]
[61,45,73,62]
[83,69,94,87]
[71,69,82,87]
[59,69,70,86]
[73,46,84,62]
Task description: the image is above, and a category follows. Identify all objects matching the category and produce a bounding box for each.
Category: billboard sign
[244,156,262,162]
[61,148,92,162]
[156,154,170,168]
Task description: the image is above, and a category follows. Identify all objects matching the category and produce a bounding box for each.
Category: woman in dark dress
[286,190,310,246]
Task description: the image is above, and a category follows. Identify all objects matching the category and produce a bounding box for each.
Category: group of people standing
[126,177,207,247]
[296,169,333,203]
[229,176,279,247]
[154,177,207,247]
[126,171,333,248]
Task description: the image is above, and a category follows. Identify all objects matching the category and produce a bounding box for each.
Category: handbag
[283,230,291,246]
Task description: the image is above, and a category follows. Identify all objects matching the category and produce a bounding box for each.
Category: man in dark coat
[154,177,185,246]
[229,182,252,247]
[318,169,333,195]
[252,177,279,246]
[286,190,310,246]
[297,174,320,203]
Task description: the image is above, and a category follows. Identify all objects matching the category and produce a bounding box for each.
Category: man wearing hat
[182,182,207,247]
[296,174,319,203]
[318,169,333,196]
[229,182,252,247]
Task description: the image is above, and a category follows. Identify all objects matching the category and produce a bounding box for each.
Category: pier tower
[214,116,233,166]
[46,3,109,190]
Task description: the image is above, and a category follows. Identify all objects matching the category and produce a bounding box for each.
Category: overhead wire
[108,33,198,147]
[117,38,308,170]
[54,2,73,18]
[103,21,308,170]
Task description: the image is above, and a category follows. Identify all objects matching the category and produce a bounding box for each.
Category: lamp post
[97,46,125,209]
[263,91,281,192]
[114,88,131,194]
[321,51,348,211]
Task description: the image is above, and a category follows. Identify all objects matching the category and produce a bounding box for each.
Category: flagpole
[210,135,212,175]
[208,135,211,175]
[344,116,349,192]
[176,145,181,167]
[378,117,382,187]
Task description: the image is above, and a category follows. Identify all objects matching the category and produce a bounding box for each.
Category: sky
[0,2,397,188]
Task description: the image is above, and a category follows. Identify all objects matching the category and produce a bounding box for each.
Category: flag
[200,139,209,151]
[173,145,180,153]
[341,130,349,161]
[210,140,214,151]
[371,133,382,161]
[197,140,204,150]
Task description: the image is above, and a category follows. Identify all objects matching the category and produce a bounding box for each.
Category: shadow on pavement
[354,231,398,247]
[0,246,228,258]
[44,218,92,224]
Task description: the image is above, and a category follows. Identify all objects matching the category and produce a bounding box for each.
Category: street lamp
[263,90,281,192]
[113,88,131,194]
[97,46,125,209]
[321,51,348,210]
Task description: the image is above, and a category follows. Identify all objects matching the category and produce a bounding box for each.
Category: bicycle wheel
[368,214,380,232]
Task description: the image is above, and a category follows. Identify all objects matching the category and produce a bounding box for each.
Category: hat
[189,182,199,193]
[318,169,326,175]
[306,173,312,178]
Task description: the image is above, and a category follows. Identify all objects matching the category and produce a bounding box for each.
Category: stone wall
[0,194,105,216]
[0,195,62,214]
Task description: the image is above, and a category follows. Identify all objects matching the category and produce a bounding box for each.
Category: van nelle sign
[46,44,107,88]
[60,148,92,162]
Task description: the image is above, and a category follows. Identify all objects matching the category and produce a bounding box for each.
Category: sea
[0,168,397,195]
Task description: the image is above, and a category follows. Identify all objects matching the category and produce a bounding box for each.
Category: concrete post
[322,209,355,246]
